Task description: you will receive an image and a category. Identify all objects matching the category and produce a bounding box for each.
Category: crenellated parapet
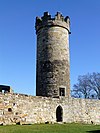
[35,12,71,34]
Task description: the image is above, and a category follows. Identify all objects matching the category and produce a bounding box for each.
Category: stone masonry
[0,93,100,125]
[0,12,100,125]
[36,12,70,97]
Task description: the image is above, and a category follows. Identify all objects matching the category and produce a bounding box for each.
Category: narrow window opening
[59,88,65,96]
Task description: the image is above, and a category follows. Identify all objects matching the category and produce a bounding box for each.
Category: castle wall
[0,93,100,125]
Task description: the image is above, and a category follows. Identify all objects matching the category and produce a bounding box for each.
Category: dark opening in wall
[0,85,11,93]
[16,112,18,115]
[59,88,65,96]
[54,90,56,93]
[13,103,16,106]
[8,108,12,112]
[56,105,63,122]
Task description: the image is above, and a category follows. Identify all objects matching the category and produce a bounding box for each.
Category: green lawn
[0,123,100,133]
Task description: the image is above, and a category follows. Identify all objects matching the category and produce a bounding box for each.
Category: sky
[0,0,100,96]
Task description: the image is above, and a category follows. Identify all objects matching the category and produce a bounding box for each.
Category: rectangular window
[59,88,65,96]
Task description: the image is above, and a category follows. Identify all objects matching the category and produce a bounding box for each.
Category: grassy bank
[0,123,100,133]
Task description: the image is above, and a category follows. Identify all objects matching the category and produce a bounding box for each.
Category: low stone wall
[0,93,100,125]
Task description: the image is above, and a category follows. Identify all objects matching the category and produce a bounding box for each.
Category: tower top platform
[35,12,71,34]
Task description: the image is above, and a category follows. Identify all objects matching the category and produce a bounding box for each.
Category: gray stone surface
[0,93,100,125]
[36,12,70,97]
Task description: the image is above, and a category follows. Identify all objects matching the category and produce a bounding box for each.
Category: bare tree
[89,72,100,99]
[72,72,100,99]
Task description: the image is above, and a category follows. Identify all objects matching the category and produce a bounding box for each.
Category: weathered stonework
[0,93,100,125]
[36,12,70,97]
[0,12,100,125]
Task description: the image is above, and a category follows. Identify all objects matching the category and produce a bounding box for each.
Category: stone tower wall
[0,93,100,125]
[35,12,71,97]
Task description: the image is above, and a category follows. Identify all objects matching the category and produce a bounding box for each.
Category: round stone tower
[35,12,71,97]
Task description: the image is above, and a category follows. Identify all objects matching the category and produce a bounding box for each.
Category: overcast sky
[0,0,100,95]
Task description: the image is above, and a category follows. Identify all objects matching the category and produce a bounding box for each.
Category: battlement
[35,12,70,34]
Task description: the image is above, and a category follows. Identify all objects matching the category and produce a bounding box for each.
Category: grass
[0,123,100,133]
